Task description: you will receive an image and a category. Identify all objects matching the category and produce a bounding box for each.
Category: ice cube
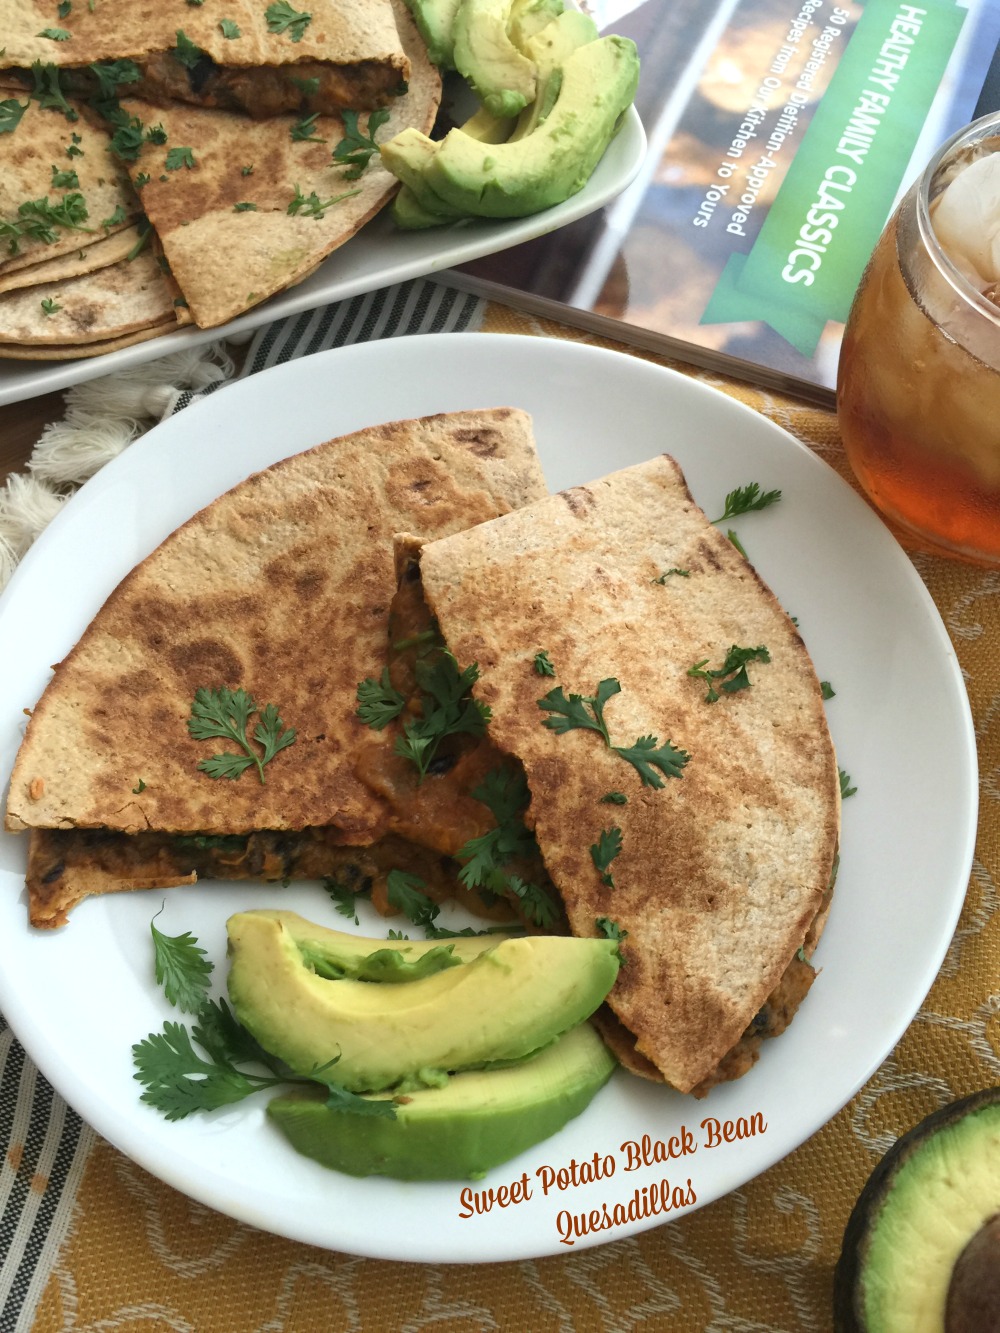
[930,151,1000,287]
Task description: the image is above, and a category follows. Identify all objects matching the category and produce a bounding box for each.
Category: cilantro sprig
[356,668,406,729]
[333,108,390,179]
[392,653,490,783]
[134,919,396,1121]
[591,826,622,888]
[537,678,689,787]
[266,1,312,41]
[687,645,771,702]
[187,686,296,783]
[0,192,92,256]
[0,98,28,135]
[711,483,782,524]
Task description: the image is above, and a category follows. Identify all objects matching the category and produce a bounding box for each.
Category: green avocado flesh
[452,0,537,118]
[381,34,638,220]
[834,1088,1000,1332]
[226,910,620,1093]
[266,1020,616,1180]
[403,0,463,67]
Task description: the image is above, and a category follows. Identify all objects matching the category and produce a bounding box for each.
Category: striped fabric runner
[0,277,486,1333]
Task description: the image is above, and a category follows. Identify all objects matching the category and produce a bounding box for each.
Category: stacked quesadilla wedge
[5,408,547,927]
[0,0,440,345]
[417,454,841,1096]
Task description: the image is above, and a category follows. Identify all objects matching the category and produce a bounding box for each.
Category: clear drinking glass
[837,111,1000,565]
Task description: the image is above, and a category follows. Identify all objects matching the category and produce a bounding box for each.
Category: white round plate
[0,334,977,1263]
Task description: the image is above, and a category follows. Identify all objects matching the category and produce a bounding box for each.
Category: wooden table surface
[0,391,66,485]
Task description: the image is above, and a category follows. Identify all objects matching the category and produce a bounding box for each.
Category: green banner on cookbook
[700,0,967,355]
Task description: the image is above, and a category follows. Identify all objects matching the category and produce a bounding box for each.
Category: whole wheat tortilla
[1,0,409,103]
[0,317,180,360]
[0,226,144,295]
[0,98,138,275]
[418,454,841,1095]
[0,248,182,344]
[6,409,546,848]
[119,0,440,328]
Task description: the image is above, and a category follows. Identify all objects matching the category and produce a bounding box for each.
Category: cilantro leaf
[51,164,78,188]
[266,1,312,41]
[533,650,556,676]
[601,791,627,804]
[839,769,857,799]
[150,913,213,1012]
[821,681,835,700]
[653,567,690,582]
[172,30,204,69]
[324,876,362,924]
[38,27,71,40]
[287,182,361,218]
[393,653,489,782]
[290,112,324,143]
[321,1083,398,1119]
[537,678,619,742]
[333,108,390,178]
[187,686,295,784]
[165,145,196,170]
[89,58,141,99]
[132,1019,283,1121]
[0,98,28,135]
[711,483,782,524]
[613,734,690,788]
[687,645,771,702]
[356,667,405,729]
[30,62,78,120]
[595,916,628,953]
[219,18,241,38]
[505,875,559,929]
[386,868,440,930]
[40,296,61,315]
[590,826,622,887]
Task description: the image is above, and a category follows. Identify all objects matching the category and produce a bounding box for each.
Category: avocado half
[834,1086,1000,1331]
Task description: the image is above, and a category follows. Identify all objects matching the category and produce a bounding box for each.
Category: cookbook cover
[450,0,1000,402]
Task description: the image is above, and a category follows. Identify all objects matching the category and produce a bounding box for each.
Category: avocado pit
[945,1212,1000,1333]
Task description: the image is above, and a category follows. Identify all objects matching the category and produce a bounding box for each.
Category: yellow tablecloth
[19,300,1000,1332]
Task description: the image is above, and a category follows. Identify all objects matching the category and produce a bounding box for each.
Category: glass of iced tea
[837,111,1000,565]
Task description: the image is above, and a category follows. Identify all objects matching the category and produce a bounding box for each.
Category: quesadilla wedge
[1,0,410,118]
[5,408,547,927]
[416,454,841,1095]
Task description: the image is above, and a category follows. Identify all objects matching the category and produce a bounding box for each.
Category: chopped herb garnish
[30,62,78,119]
[58,0,72,15]
[50,164,78,189]
[172,30,204,70]
[839,769,857,799]
[333,108,390,178]
[687,645,771,702]
[324,876,361,924]
[165,145,196,170]
[232,201,257,211]
[287,183,361,218]
[187,686,296,784]
[386,869,440,931]
[727,529,748,559]
[392,653,490,783]
[100,202,127,229]
[591,826,622,888]
[712,483,782,524]
[821,680,835,700]
[356,667,406,730]
[601,791,627,805]
[89,57,141,99]
[266,1,312,41]
[538,677,689,788]
[146,123,168,145]
[292,75,320,96]
[653,568,690,582]
[533,650,555,677]
[40,296,62,315]
[132,170,151,189]
[1,192,91,256]
[219,18,241,38]
[132,778,146,793]
[150,912,213,1013]
[38,27,72,40]
[241,164,254,176]
[0,98,28,135]
[595,916,628,957]
[290,112,324,142]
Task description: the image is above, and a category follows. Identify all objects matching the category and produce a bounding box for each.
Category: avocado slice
[422,35,639,218]
[380,128,469,219]
[509,8,598,143]
[391,184,454,229]
[834,1086,1000,1330]
[226,910,620,1092]
[508,0,565,52]
[452,0,538,118]
[266,1020,617,1180]
[402,0,464,68]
